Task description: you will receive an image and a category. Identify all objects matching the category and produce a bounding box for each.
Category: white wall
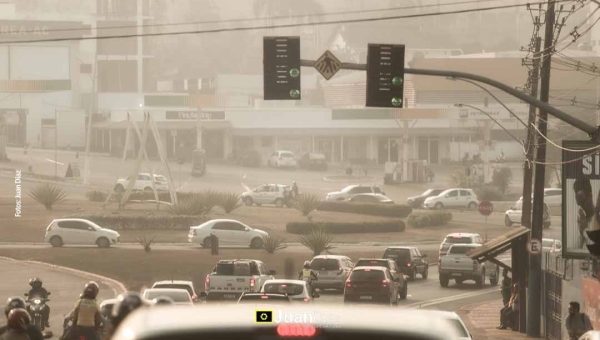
[0,46,8,80]
[10,46,70,80]
[56,109,85,148]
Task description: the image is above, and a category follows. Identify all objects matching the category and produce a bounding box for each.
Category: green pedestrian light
[290,89,300,98]
[391,97,402,107]
[290,68,300,77]
[392,77,403,85]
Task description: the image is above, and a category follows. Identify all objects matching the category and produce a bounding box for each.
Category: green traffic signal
[391,97,402,107]
[290,89,300,98]
[290,68,300,77]
[392,77,403,85]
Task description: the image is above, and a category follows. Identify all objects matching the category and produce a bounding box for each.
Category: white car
[325,185,384,201]
[439,233,484,257]
[100,298,118,319]
[267,150,298,168]
[241,184,291,207]
[260,279,318,303]
[423,188,479,210]
[504,201,551,228]
[542,238,562,252]
[431,311,473,340]
[142,288,193,305]
[517,188,562,207]
[188,219,268,249]
[45,218,120,248]
[152,280,198,302]
[114,173,169,193]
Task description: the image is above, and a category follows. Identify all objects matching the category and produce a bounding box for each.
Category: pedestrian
[292,181,299,197]
[497,283,518,330]
[500,269,512,306]
[566,301,593,340]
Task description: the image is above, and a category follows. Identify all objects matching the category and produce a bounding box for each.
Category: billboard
[562,140,600,259]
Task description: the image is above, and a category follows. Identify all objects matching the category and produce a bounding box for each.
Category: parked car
[504,201,551,228]
[439,233,484,257]
[542,238,562,252]
[354,258,407,299]
[438,244,499,288]
[343,266,401,305]
[260,279,319,302]
[310,255,354,291]
[299,152,327,171]
[382,246,429,281]
[517,188,562,207]
[432,311,473,340]
[142,288,194,305]
[45,218,120,248]
[151,280,198,302]
[188,219,268,249]
[407,189,445,208]
[237,293,292,304]
[114,173,169,193]
[267,150,297,168]
[236,149,261,167]
[325,185,384,201]
[241,184,292,207]
[348,193,394,204]
[205,259,276,301]
[423,188,479,210]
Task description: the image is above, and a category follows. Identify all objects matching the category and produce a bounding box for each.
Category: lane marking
[404,287,500,309]
[45,158,64,165]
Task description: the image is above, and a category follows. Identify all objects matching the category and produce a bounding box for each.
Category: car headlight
[34,299,41,304]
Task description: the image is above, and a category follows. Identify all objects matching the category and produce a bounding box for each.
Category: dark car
[236,150,261,167]
[237,293,291,304]
[299,153,328,171]
[354,258,407,300]
[407,189,445,208]
[382,247,429,281]
[349,194,394,204]
[343,266,401,305]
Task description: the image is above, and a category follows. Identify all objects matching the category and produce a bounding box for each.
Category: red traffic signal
[586,229,600,255]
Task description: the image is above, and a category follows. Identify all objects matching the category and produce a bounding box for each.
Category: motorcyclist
[26,278,50,328]
[66,282,102,340]
[0,298,43,340]
[298,261,318,297]
[106,292,148,339]
[0,309,31,340]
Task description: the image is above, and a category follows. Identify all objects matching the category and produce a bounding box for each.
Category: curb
[0,241,442,247]
[0,256,127,296]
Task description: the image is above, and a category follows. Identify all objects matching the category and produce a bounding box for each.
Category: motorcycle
[62,315,104,340]
[302,273,320,298]
[24,292,50,332]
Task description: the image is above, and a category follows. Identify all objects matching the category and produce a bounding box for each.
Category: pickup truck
[438,244,499,288]
[204,259,276,302]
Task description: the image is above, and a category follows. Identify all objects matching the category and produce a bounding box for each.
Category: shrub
[492,168,513,194]
[286,220,405,234]
[406,211,453,228]
[166,195,207,216]
[292,193,321,216]
[202,190,221,214]
[262,234,286,254]
[297,227,334,256]
[316,202,412,218]
[475,186,504,201]
[450,169,468,187]
[218,192,242,213]
[66,214,206,230]
[29,184,68,210]
[85,190,107,202]
[137,235,155,252]
[284,257,296,280]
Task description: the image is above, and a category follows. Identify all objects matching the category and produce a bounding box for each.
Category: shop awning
[466,226,530,272]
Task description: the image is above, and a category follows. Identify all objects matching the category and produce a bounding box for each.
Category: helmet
[7,308,30,331]
[5,297,26,317]
[151,296,174,305]
[303,261,311,268]
[111,292,147,329]
[83,281,100,299]
[28,278,42,288]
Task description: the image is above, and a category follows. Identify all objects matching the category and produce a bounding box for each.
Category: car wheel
[97,237,110,249]
[439,274,449,288]
[203,237,212,248]
[400,284,408,300]
[243,197,253,206]
[422,266,429,279]
[504,215,512,227]
[49,236,63,248]
[114,185,124,193]
[468,202,478,210]
[475,270,485,288]
[250,237,264,249]
[275,199,284,208]
[435,202,444,210]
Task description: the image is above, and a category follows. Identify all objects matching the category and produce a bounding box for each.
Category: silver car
[309,255,354,291]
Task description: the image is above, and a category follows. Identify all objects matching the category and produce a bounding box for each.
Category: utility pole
[54,108,58,179]
[528,0,554,336]
[83,56,98,185]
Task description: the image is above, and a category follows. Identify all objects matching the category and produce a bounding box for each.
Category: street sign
[366,44,405,108]
[314,50,342,80]
[478,201,493,216]
[263,36,301,100]
[527,238,542,255]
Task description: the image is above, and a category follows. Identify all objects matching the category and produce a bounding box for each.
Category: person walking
[566,301,593,340]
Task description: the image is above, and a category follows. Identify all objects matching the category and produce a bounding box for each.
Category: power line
[0,0,571,45]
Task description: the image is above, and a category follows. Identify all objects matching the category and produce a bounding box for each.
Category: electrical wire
[0,0,575,45]
[532,123,600,151]
[531,147,599,165]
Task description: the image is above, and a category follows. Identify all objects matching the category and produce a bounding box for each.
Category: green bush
[492,167,513,194]
[292,193,321,216]
[316,201,412,218]
[137,235,155,252]
[202,190,221,214]
[218,192,242,213]
[262,234,286,254]
[85,190,108,202]
[406,211,453,228]
[166,195,207,216]
[66,214,206,230]
[475,186,504,201]
[29,184,68,210]
[286,220,406,234]
[297,227,335,256]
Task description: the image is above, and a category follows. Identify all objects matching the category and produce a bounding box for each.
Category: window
[58,221,94,231]
[261,137,273,148]
[249,262,260,275]
[449,246,476,255]
[349,269,385,281]
[145,290,190,302]
[460,190,471,197]
[96,21,137,55]
[373,187,382,193]
[215,262,250,276]
[213,223,233,231]
[263,283,304,296]
[355,259,388,268]
[139,175,151,181]
[383,248,411,262]
[350,187,372,194]
[310,258,341,271]
[153,284,193,296]
[444,236,472,244]
[97,60,138,92]
[259,263,269,275]
[447,190,459,197]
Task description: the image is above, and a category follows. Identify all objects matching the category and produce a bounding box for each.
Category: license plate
[223,294,236,299]
[452,273,462,277]
[360,296,372,300]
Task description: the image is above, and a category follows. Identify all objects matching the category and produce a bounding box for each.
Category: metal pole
[83,56,98,185]
[528,0,554,336]
[54,108,57,179]
[485,215,488,242]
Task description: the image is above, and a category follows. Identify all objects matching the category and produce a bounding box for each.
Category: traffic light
[587,229,600,255]
[366,44,405,108]
[263,36,301,100]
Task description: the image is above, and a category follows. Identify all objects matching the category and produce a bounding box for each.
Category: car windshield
[154,175,167,182]
[216,262,251,276]
[281,152,293,158]
[341,185,357,193]
[153,284,193,296]
[542,240,554,248]
[349,269,385,281]
[355,260,389,268]
[444,236,473,244]
[144,290,190,302]
[383,249,411,261]
[263,283,304,296]
[449,246,477,255]
[311,258,340,271]
[422,189,435,196]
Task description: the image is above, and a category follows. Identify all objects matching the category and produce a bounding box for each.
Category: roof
[467,226,530,262]
[152,280,193,286]
[263,279,306,286]
[351,266,389,271]
[143,288,190,294]
[312,255,349,259]
[110,305,459,340]
[445,233,479,238]
[384,246,416,250]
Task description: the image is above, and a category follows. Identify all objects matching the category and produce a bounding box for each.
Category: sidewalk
[458,299,530,340]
